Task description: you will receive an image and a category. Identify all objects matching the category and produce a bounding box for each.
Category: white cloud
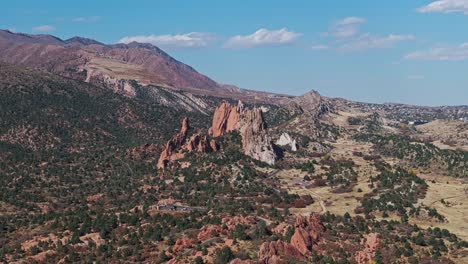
[339,34,415,51]
[417,0,468,15]
[309,44,331,51]
[118,32,214,48]
[405,43,468,61]
[336,17,367,26]
[224,28,301,48]
[32,25,55,32]
[325,17,367,38]
[72,16,100,22]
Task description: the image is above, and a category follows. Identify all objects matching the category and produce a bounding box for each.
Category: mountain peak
[65,36,103,46]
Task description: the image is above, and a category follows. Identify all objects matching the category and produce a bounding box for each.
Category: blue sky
[2,0,468,106]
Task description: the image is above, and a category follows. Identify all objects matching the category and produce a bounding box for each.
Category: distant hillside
[0,29,219,91]
[0,62,210,154]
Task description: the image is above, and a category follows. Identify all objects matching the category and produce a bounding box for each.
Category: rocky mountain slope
[0,29,291,104]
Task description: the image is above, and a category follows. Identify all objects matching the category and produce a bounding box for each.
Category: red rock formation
[210,139,219,151]
[185,133,200,151]
[172,238,196,253]
[211,101,276,165]
[290,214,325,255]
[157,118,190,169]
[355,233,380,264]
[222,215,257,231]
[229,259,257,264]
[157,118,218,169]
[258,240,305,263]
[271,223,291,237]
[210,101,243,137]
[197,225,225,241]
[175,117,189,145]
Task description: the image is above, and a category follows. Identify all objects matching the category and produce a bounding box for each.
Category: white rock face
[238,108,277,165]
[276,133,298,152]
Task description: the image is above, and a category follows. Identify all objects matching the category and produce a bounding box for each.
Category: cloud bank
[224,28,301,48]
[405,43,468,61]
[326,17,367,38]
[418,0,468,15]
[32,25,55,32]
[118,32,214,48]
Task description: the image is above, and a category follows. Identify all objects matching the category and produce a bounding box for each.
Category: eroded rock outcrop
[258,240,305,263]
[221,215,257,231]
[210,101,243,137]
[211,101,277,165]
[290,214,325,255]
[275,133,298,152]
[239,109,277,165]
[197,225,226,241]
[247,214,325,263]
[157,117,217,169]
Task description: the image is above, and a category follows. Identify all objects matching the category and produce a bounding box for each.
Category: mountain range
[0,29,291,103]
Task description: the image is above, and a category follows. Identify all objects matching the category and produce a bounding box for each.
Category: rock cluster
[172,238,196,253]
[275,133,298,152]
[256,214,324,263]
[210,101,277,165]
[290,214,325,255]
[197,225,226,241]
[157,117,218,169]
[259,240,305,263]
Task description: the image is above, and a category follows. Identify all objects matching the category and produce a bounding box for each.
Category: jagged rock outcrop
[258,240,305,263]
[157,118,189,169]
[275,133,298,152]
[244,214,325,264]
[238,108,277,165]
[355,233,380,264]
[290,214,325,255]
[157,117,217,169]
[210,101,243,137]
[211,101,277,165]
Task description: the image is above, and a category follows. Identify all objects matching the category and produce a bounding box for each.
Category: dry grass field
[412,174,468,241]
